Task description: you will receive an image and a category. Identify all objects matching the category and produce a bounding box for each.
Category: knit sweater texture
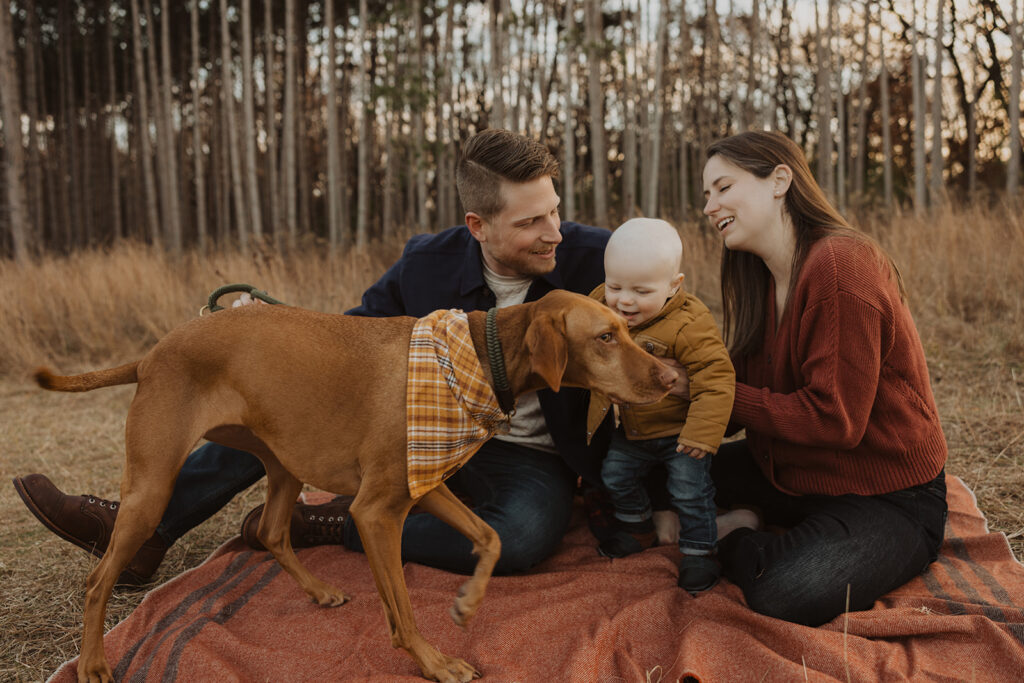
[731,235,947,496]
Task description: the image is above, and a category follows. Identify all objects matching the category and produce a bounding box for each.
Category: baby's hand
[676,444,708,460]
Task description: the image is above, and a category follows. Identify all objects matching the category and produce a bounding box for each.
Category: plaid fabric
[406,309,509,499]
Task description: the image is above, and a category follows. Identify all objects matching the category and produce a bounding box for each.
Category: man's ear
[524,312,567,392]
[466,212,486,242]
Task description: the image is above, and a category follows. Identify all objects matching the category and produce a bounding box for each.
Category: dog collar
[485,307,517,417]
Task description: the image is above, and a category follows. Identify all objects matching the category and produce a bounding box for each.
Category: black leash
[485,307,516,417]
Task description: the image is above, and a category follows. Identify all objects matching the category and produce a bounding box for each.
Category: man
[13,129,618,583]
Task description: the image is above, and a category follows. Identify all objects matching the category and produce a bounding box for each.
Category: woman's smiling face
[702,154,783,254]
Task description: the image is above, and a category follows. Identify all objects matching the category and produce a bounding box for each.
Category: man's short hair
[456,129,560,220]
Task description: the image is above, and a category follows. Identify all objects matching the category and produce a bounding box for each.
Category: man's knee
[490,511,565,574]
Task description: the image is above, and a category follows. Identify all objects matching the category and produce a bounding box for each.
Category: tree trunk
[282,0,298,246]
[643,0,669,217]
[325,0,341,247]
[1008,0,1022,198]
[853,2,869,201]
[24,0,46,245]
[191,0,208,250]
[879,7,893,207]
[413,0,428,232]
[264,0,280,244]
[930,0,944,206]
[130,0,161,245]
[356,0,370,246]
[241,0,264,240]
[585,0,608,224]
[621,5,636,219]
[911,0,927,213]
[220,0,249,247]
[562,0,576,222]
[0,0,30,260]
[158,0,182,252]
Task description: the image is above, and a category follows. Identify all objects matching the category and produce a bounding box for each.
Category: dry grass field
[1,208,1022,681]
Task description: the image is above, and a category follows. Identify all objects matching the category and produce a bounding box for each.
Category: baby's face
[603,251,682,328]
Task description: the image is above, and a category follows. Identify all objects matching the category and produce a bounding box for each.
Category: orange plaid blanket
[405,309,509,499]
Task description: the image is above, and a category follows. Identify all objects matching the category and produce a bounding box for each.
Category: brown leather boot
[240,497,352,551]
[12,474,168,585]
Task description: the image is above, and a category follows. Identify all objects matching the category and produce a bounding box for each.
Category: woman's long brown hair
[707,131,904,358]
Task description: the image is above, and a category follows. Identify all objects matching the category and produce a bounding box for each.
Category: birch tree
[325,0,341,247]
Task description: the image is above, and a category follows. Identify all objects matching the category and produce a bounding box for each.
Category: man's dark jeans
[155,439,577,575]
[712,440,948,626]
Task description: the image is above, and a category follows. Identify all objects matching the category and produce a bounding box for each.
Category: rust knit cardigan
[730,235,947,496]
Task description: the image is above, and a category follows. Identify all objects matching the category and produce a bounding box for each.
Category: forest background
[0,1,1022,679]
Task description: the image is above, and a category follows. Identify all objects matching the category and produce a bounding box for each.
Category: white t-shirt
[481,264,558,454]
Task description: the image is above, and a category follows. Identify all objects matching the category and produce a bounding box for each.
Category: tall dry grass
[0,209,1021,681]
[0,237,407,378]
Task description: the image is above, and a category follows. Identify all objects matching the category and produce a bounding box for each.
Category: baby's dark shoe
[597,519,656,558]
[677,554,720,593]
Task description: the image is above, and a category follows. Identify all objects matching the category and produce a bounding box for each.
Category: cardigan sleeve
[731,244,896,449]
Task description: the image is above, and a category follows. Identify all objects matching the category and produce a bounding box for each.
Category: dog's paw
[308,586,350,607]
[427,653,480,682]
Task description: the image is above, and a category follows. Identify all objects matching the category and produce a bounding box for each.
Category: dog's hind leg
[350,490,481,683]
[257,458,350,607]
[414,484,500,629]
[78,398,202,683]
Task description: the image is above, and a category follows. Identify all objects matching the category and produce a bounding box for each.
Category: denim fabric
[343,438,577,575]
[601,431,717,555]
[155,442,266,543]
[713,439,948,626]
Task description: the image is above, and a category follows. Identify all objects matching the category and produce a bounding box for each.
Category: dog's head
[524,290,676,404]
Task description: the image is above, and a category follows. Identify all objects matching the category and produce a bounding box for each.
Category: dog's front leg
[415,484,500,628]
[350,493,481,683]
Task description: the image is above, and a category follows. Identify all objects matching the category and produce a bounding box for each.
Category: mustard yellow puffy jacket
[586,284,736,454]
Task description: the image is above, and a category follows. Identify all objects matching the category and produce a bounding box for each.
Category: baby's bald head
[605,218,683,282]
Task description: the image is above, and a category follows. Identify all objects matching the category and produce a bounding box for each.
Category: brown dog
[35,289,676,683]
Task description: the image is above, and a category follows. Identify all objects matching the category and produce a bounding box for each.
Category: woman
[702,131,948,626]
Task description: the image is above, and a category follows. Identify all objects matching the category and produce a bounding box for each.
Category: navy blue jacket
[347,222,612,486]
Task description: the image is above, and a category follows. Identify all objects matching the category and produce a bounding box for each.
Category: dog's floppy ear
[524,311,568,392]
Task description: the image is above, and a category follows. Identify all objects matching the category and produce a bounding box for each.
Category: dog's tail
[34,362,140,392]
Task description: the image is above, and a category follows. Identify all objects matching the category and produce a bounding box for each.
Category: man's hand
[658,357,690,399]
[676,444,708,459]
[231,292,268,308]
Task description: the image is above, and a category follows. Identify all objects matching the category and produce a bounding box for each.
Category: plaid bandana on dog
[406,309,509,499]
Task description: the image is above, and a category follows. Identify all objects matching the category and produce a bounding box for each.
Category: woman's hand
[658,357,690,400]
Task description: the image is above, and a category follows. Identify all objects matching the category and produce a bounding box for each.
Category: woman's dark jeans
[712,440,948,626]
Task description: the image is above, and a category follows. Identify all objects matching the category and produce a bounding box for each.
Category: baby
[587,218,735,593]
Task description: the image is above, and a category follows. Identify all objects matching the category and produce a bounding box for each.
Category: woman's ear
[773,165,793,196]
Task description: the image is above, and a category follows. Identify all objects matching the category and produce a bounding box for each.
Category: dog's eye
[598,332,613,343]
